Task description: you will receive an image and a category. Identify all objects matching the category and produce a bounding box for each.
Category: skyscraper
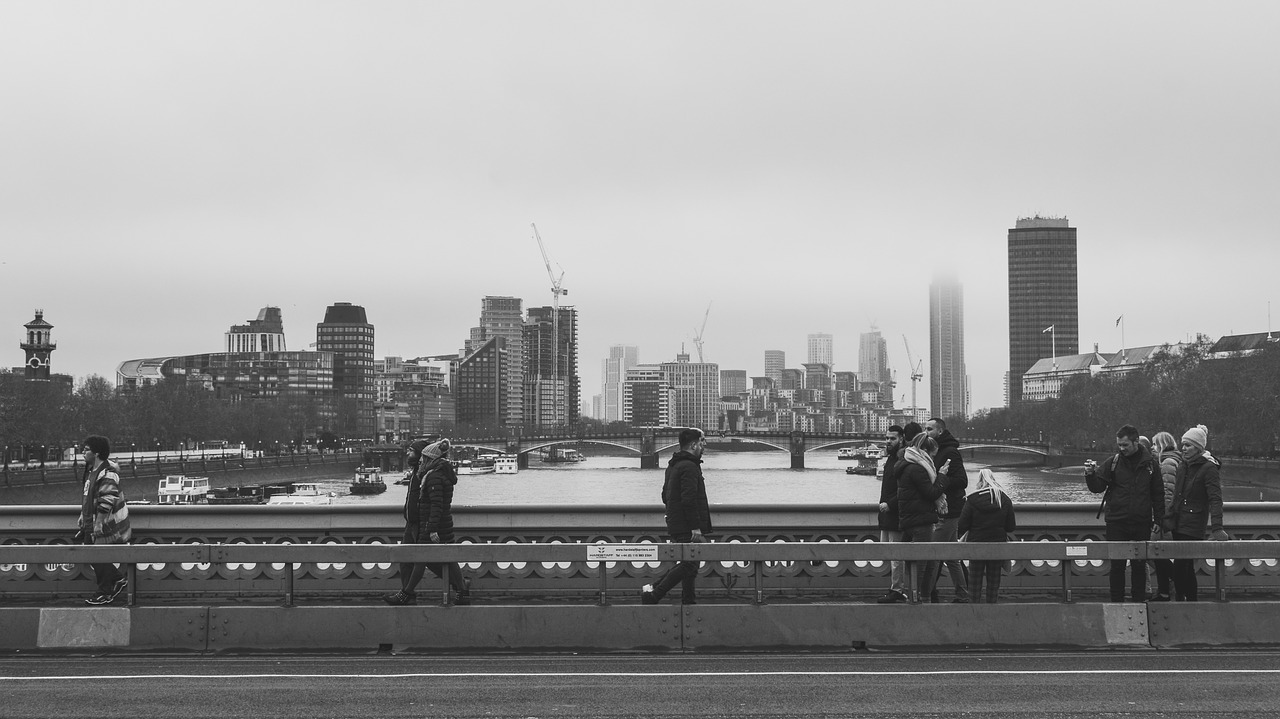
[524,305,579,428]
[719,369,748,398]
[929,273,967,420]
[764,350,785,387]
[807,333,833,367]
[1008,216,1079,405]
[859,330,891,401]
[661,354,720,430]
[469,297,524,427]
[453,337,506,430]
[601,345,638,423]
[316,302,375,439]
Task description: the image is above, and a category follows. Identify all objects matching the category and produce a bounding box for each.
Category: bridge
[2,502,1278,653]
[451,430,1052,468]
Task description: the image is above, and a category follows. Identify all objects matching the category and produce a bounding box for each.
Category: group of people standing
[1086,423,1227,603]
[877,418,1018,605]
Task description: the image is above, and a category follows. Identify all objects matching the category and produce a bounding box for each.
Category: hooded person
[958,469,1018,603]
[384,438,469,606]
[1165,424,1228,601]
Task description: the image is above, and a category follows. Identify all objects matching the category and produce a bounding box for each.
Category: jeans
[900,524,935,602]
[399,525,465,595]
[880,529,904,594]
[82,535,124,595]
[1171,531,1201,601]
[969,559,1004,603]
[1105,520,1150,602]
[922,517,969,601]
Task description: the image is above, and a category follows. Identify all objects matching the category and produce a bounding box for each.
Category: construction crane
[902,335,924,413]
[692,302,712,363]
[532,223,568,425]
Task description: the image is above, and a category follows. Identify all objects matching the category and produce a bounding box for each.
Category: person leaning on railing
[1165,425,1229,602]
[1085,424,1164,603]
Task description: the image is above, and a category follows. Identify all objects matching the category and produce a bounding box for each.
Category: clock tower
[20,310,56,381]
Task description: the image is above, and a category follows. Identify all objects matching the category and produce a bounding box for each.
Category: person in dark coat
[958,469,1017,603]
[642,427,711,605]
[1085,424,1164,602]
[875,425,907,603]
[384,438,469,605]
[896,432,943,604]
[76,435,131,606]
[1166,424,1229,601]
[924,417,970,603]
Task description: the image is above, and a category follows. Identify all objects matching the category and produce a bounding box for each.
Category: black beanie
[84,435,111,459]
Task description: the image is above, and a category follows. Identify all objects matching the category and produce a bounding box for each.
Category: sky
[2,2,1278,414]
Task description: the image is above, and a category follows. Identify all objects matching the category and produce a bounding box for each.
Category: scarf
[903,446,936,482]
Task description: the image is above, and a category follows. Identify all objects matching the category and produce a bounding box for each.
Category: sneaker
[382,590,416,606]
[85,593,112,606]
[640,584,659,605]
[107,577,128,603]
[681,597,697,606]
[1148,594,1171,603]
[876,590,906,604]
[951,596,970,604]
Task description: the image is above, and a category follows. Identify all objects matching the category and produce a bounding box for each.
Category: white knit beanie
[423,438,451,461]
[1181,424,1208,452]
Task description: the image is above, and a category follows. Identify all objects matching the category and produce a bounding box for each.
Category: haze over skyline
[3,2,1277,414]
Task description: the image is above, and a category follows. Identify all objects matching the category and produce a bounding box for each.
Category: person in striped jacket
[75,435,131,605]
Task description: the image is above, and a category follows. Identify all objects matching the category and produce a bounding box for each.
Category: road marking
[5,669,1280,680]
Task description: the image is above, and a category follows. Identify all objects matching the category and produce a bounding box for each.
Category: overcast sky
[2,2,1277,414]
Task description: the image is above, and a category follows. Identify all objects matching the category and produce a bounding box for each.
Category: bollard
[1062,559,1073,603]
[598,563,609,606]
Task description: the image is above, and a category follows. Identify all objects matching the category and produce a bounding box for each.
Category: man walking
[76,435,131,605]
[1086,424,1164,602]
[924,417,970,603]
[642,428,711,605]
[875,425,908,603]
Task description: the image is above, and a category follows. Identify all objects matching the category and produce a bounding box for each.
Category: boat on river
[837,447,858,460]
[350,466,387,495]
[265,482,333,505]
[206,484,268,505]
[541,447,585,463]
[494,455,519,474]
[157,475,210,505]
[456,456,497,475]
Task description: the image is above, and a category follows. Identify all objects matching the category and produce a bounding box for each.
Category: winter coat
[932,430,968,519]
[958,489,1016,542]
[877,446,902,531]
[417,457,460,540]
[1165,454,1224,538]
[896,457,943,531]
[78,460,131,544]
[1086,445,1164,525]
[662,451,712,535]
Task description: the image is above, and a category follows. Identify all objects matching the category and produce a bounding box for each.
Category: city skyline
[3,4,1278,413]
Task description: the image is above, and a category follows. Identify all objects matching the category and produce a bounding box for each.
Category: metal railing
[4,540,1277,607]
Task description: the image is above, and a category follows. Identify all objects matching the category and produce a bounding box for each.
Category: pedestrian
[75,435,131,606]
[1085,424,1164,602]
[383,438,470,606]
[958,469,1017,603]
[875,425,908,603]
[896,431,943,604]
[1148,431,1182,602]
[642,427,711,605]
[1165,424,1229,602]
[924,417,970,603]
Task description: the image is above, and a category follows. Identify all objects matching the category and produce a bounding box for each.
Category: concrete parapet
[1148,603,1280,647]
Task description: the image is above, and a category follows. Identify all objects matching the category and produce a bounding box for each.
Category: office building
[226,307,286,353]
[720,369,748,398]
[316,302,375,439]
[1008,216,1079,405]
[859,330,891,399]
[929,274,968,420]
[661,355,720,430]
[524,305,579,428]
[764,350,785,387]
[468,297,524,427]
[807,333,833,367]
[601,345,639,423]
[452,337,506,430]
[623,364,673,427]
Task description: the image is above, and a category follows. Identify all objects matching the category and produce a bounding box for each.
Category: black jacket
[417,457,459,540]
[1087,445,1163,525]
[877,446,902,531]
[1166,455,1224,537]
[662,451,712,534]
[896,458,943,531]
[932,430,968,519]
[958,489,1016,542]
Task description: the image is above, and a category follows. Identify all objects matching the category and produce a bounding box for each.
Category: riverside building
[1008,216,1079,405]
[315,302,375,439]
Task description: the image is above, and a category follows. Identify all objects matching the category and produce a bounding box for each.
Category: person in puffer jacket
[1148,431,1183,601]
[384,438,469,606]
[958,469,1017,603]
[1166,425,1228,602]
[896,433,944,603]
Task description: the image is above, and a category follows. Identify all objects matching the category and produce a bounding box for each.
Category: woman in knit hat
[1165,424,1228,601]
[384,438,469,605]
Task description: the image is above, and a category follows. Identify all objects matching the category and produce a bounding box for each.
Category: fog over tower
[1007,216,1079,405]
[929,274,967,420]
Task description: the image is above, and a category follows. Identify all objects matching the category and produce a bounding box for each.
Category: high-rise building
[720,369,747,398]
[623,364,672,427]
[930,273,968,420]
[524,305,579,428]
[661,355,720,430]
[453,337,506,430]
[226,307,286,353]
[807,333,833,367]
[1008,216,1079,405]
[859,330,891,397]
[764,350,785,387]
[601,345,639,423]
[316,302,375,439]
[467,297,524,427]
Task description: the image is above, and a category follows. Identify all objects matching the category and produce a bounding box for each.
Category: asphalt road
[3,651,1278,718]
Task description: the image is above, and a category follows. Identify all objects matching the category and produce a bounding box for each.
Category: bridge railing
[3,540,1278,607]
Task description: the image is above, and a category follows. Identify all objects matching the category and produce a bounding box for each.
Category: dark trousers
[1152,558,1174,598]
[1171,532,1201,601]
[922,517,969,601]
[399,526,465,594]
[1106,520,1149,602]
[651,532,698,603]
[969,559,1004,603]
[82,536,124,594]
[900,524,935,602]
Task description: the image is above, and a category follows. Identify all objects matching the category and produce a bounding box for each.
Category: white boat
[157,475,210,505]
[456,457,496,475]
[494,456,519,474]
[350,467,387,495]
[541,447,585,463]
[266,482,333,505]
[863,445,884,460]
[837,447,858,460]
